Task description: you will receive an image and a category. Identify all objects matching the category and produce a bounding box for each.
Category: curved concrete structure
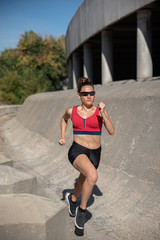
[1,79,160,239]
[66,0,160,84]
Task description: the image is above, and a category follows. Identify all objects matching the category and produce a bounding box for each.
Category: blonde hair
[77,77,94,93]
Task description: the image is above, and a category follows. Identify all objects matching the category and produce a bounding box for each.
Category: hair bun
[78,77,91,84]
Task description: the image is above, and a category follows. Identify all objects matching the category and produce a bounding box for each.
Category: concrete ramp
[1,79,160,239]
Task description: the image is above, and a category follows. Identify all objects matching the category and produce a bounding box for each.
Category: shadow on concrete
[61,178,103,210]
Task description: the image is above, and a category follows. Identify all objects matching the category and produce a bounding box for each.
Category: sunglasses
[80,91,95,97]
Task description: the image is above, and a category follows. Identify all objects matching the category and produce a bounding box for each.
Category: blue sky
[0,0,83,52]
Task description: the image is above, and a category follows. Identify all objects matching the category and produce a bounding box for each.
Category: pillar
[137,10,152,81]
[83,43,93,80]
[68,57,73,89]
[73,52,81,89]
[101,30,113,84]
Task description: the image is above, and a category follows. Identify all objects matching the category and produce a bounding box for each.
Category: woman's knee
[87,169,98,186]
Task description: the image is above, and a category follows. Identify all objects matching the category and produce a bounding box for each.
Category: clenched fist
[58,138,65,145]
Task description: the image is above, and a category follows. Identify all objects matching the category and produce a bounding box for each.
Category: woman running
[59,77,114,236]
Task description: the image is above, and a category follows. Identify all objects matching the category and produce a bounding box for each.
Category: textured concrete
[0,153,13,167]
[0,194,70,240]
[66,0,157,58]
[0,79,160,239]
[0,165,37,194]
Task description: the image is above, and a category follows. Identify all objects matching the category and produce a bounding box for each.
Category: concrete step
[0,165,37,194]
[0,194,70,240]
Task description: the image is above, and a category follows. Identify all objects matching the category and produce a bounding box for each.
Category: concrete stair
[0,165,37,194]
[0,194,70,240]
[0,115,71,239]
[0,161,70,239]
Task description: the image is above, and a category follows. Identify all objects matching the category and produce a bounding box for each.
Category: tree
[0,30,67,104]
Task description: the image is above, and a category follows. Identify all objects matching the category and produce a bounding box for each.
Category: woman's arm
[59,107,72,145]
[98,102,114,135]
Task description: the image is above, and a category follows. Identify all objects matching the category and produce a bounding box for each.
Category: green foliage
[0,30,67,104]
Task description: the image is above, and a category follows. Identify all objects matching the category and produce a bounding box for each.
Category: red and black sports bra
[71,105,102,135]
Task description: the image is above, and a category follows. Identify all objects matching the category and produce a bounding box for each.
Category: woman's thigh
[73,154,97,178]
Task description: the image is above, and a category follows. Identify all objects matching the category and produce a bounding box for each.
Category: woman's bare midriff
[73,134,101,149]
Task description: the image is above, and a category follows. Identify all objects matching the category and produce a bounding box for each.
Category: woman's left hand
[98,102,114,135]
[58,138,65,145]
[98,102,105,115]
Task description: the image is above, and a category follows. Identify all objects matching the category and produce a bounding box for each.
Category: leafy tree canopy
[0,30,67,104]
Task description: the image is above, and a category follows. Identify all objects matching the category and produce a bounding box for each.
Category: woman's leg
[72,173,86,202]
[73,154,98,210]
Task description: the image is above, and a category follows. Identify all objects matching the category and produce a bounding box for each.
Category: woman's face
[78,85,95,106]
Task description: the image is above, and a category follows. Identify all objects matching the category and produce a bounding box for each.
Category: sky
[0,0,83,53]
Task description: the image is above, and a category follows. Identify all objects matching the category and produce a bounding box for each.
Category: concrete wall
[66,0,156,58]
[15,81,160,181]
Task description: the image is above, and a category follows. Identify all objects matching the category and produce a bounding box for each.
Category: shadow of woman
[61,178,103,223]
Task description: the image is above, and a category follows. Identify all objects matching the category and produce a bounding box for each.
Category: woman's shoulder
[66,107,73,115]
[66,105,78,115]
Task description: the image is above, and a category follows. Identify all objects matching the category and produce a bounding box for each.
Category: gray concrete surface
[0,153,13,167]
[0,165,37,194]
[0,79,160,239]
[66,0,157,58]
[0,194,70,240]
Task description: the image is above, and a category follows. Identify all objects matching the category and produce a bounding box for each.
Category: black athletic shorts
[68,141,101,169]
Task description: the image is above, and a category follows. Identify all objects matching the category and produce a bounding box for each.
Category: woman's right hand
[58,138,65,145]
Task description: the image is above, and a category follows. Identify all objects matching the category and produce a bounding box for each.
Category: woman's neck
[81,104,94,111]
